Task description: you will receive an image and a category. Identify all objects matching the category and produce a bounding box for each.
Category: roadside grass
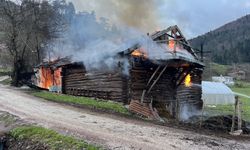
[10,126,100,150]
[0,112,18,126]
[0,77,11,85]
[204,82,250,121]
[0,68,11,76]
[32,91,130,115]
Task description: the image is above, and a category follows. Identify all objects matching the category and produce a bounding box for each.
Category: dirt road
[0,84,249,150]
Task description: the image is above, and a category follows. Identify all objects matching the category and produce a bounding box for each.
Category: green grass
[0,112,18,126]
[231,83,250,121]
[32,91,129,115]
[0,77,11,85]
[0,68,11,76]
[10,126,100,150]
[205,82,250,121]
[202,63,230,80]
[210,63,229,76]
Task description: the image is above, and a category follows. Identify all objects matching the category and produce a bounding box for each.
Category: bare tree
[0,0,64,86]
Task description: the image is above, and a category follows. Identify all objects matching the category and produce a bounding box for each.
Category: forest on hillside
[189,15,250,65]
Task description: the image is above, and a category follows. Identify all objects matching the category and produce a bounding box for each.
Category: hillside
[189,14,250,64]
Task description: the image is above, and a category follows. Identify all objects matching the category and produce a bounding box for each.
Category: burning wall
[35,67,62,91]
[33,58,72,92]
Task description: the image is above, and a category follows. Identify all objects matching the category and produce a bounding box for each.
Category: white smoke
[50,17,175,74]
[179,104,201,121]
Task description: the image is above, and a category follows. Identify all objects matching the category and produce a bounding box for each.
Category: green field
[231,82,250,121]
[204,82,250,121]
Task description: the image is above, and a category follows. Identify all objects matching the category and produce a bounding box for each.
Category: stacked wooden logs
[63,67,129,103]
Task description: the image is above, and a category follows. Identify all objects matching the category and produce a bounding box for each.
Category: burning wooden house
[33,25,204,120]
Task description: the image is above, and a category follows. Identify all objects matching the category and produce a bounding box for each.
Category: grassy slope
[202,62,230,80]
[210,63,229,76]
[32,91,129,115]
[10,126,99,150]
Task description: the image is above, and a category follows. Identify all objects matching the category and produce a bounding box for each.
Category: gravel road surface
[0,83,249,150]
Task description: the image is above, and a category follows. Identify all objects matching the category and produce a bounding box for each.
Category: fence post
[200,100,205,128]
[237,97,242,131]
[231,96,237,132]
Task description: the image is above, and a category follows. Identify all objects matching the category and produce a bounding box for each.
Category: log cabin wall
[60,59,203,119]
[130,66,176,103]
[176,68,203,119]
[129,59,178,117]
[129,58,204,118]
[62,64,129,103]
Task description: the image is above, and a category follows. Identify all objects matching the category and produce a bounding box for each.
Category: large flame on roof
[185,74,192,87]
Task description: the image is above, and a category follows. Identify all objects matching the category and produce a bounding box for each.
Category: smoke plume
[49,0,174,74]
[68,0,162,32]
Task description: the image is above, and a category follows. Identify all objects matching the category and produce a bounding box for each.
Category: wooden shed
[34,25,204,120]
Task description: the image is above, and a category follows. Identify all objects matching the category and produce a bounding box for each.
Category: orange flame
[131,50,142,57]
[168,39,175,50]
[39,67,62,90]
[131,49,147,58]
[184,74,192,87]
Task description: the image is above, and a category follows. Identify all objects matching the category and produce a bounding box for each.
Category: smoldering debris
[182,115,250,134]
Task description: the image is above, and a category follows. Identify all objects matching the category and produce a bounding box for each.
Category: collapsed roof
[37,25,204,69]
[119,25,203,66]
[35,56,73,69]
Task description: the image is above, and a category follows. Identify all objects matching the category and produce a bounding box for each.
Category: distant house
[228,70,246,80]
[212,75,234,86]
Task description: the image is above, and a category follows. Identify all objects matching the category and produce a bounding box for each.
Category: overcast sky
[67,0,250,38]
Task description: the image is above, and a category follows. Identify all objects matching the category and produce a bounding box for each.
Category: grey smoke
[68,0,250,38]
[50,20,194,74]
[66,0,163,33]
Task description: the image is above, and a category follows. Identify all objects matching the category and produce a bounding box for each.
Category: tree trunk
[11,59,22,87]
